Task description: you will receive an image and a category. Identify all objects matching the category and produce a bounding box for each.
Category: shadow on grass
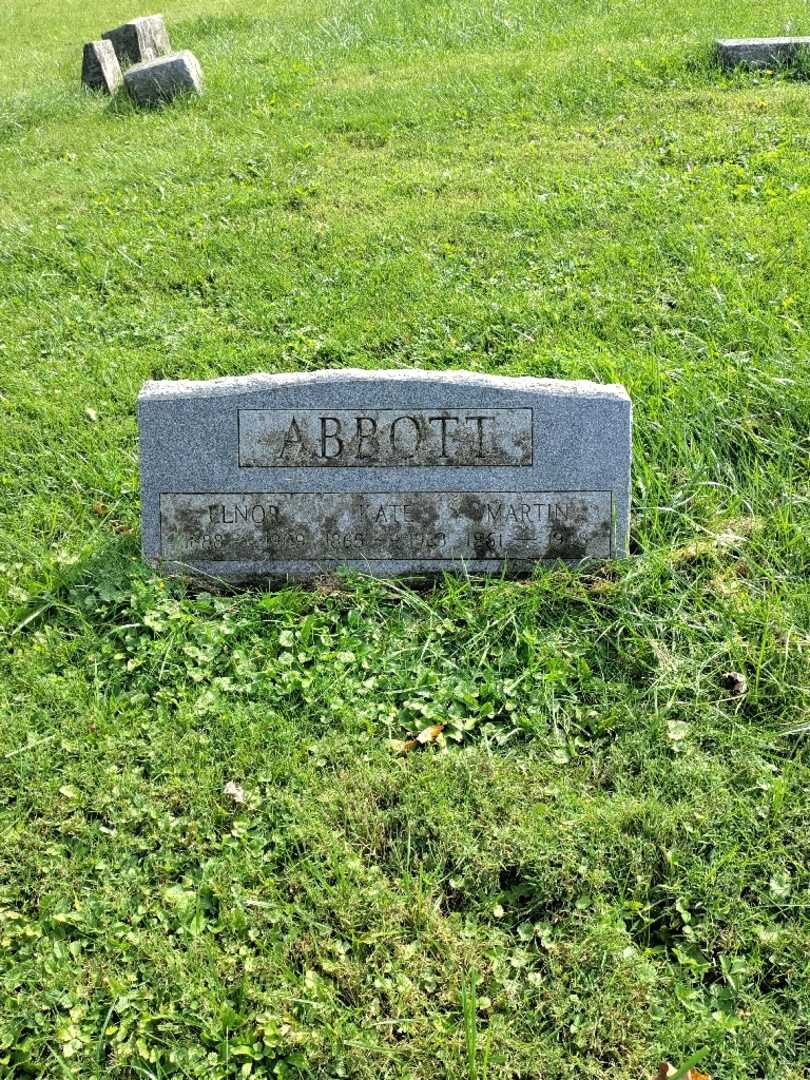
[7,527,629,639]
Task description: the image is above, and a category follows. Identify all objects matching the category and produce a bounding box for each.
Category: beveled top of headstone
[139,368,629,400]
[716,36,810,47]
[102,14,170,66]
[138,368,631,579]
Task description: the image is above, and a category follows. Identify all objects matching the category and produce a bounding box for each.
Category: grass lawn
[1,0,809,1076]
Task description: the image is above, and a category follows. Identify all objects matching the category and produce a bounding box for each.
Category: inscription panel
[238,408,533,467]
[160,491,612,564]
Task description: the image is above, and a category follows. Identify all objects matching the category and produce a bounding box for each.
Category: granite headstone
[716,37,810,69]
[81,39,123,94]
[102,14,171,66]
[124,51,203,107]
[138,369,632,579]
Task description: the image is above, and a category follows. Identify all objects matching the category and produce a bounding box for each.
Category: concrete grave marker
[81,40,122,94]
[716,37,810,69]
[138,369,631,579]
[124,50,203,107]
[102,14,171,66]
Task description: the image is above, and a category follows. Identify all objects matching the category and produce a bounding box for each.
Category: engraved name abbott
[238,408,533,467]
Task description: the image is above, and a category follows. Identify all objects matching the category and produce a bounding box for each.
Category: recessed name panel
[159,491,612,564]
[238,408,533,467]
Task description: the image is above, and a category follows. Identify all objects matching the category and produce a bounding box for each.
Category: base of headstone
[138,369,632,581]
[124,50,203,107]
[102,14,171,67]
[81,40,122,94]
[716,36,810,69]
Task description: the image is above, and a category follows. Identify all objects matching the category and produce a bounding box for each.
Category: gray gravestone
[102,14,171,66]
[81,40,122,93]
[716,37,810,68]
[124,50,203,107]
[138,369,632,580]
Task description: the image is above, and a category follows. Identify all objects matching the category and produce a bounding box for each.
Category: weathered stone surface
[138,369,632,579]
[81,40,122,94]
[103,14,171,66]
[716,37,810,69]
[124,50,203,107]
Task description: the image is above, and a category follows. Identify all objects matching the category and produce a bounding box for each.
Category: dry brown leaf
[654,1064,711,1080]
[393,724,445,756]
[416,723,445,745]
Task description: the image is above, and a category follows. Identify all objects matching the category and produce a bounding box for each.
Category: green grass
[1,0,809,1076]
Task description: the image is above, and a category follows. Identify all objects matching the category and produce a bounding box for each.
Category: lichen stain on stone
[444,420,484,463]
[453,495,485,523]
[170,505,202,533]
[510,429,533,463]
[472,531,498,560]
[261,504,289,557]
[544,522,587,560]
[543,516,609,561]
[407,498,440,528]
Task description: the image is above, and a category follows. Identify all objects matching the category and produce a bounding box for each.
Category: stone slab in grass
[124,50,203,107]
[138,369,632,580]
[102,14,171,66]
[716,37,810,69]
[81,40,122,94]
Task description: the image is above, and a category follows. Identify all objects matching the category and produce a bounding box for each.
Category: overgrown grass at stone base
[0,0,809,1076]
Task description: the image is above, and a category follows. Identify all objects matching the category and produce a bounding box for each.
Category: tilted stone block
[102,14,171,66]
[716,36,810,69]
[124,50,203,107]
[81,39,122,94]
